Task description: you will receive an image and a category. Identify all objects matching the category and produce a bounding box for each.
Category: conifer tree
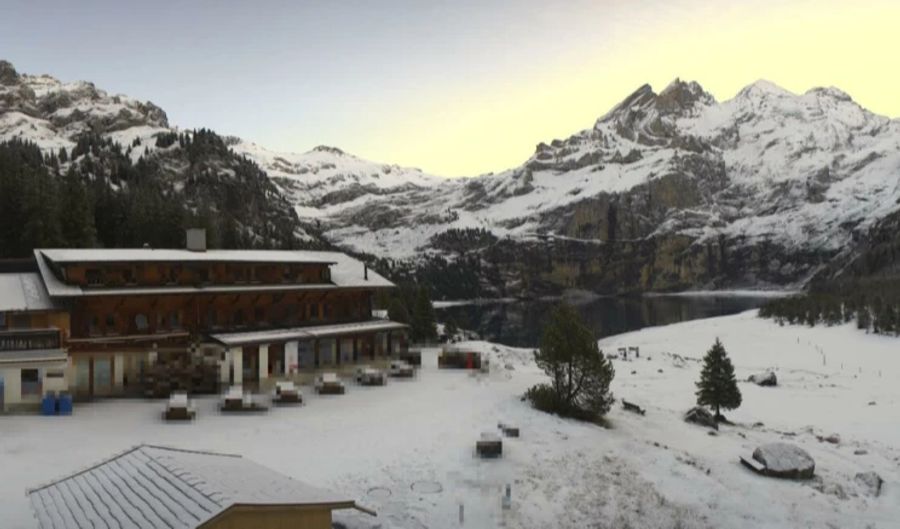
[410,286,437,342]
[387,297,410,325]
[528,303,615,420]
[59,168,96,247]
[695,338,742,420]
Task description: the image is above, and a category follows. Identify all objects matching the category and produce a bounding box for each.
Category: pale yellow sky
[352,0,900,177]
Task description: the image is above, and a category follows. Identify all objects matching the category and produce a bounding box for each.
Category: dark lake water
[435,295,773,348]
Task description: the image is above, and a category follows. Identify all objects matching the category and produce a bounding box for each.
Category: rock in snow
[855,471,884,497]
[748,371,778,386]
[684,406,718,429]
[752,443,816,479]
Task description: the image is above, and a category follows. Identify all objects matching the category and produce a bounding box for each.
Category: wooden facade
[28,251,407,401]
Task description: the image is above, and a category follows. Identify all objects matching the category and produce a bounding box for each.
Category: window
[168,311,181,330]
[134,314,149,332]
[206,308,217,329]
[89,315,101,336]
[21,369,40,397]
[254,307,266,323]
[122,268,136,285]
[233,309,245,327]
[105,314,116,333]
[0,312,6,329]
[11,313,30,329]
[86,269,103,286]
[319,267,331,282]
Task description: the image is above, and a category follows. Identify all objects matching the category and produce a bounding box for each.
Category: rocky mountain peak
[311,145,346,156]
[657,78,716,113]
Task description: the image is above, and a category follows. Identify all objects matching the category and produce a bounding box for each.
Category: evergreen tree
[59,168,96,247]
[387,297,410,325]
[410,286,437,342]
[528,303,615,420]
[695,338,742,420]
[443,317,459,341]
[857,307,871,332]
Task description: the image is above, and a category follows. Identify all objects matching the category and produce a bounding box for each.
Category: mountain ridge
[2,59,898,298]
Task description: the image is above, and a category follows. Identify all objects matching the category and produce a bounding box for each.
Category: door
[0,374,5,411]
[93,357,113,397]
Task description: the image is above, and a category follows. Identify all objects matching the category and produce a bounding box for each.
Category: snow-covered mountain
[3,59,899,297]
[236,78,900,296]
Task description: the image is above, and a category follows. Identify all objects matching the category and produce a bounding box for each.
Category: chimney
[186,228,207,252]
[364,264,368,281]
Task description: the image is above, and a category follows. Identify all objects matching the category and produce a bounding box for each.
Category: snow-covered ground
[1,311,897,528]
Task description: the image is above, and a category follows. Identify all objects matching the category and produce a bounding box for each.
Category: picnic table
[274,381,303,404]
[476,432,503,458]
[163,391,196,421]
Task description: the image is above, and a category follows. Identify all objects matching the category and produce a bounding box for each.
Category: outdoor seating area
[439,346,482,369]
[355,366,387,386]
[163,391,196,421]
[274,380,303,404]
[315,372,346,394]
[219,385,270,412]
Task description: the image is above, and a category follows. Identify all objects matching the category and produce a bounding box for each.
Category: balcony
[0,328,62,352]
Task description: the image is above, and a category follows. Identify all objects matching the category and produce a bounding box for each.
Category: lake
[435,294,776,348]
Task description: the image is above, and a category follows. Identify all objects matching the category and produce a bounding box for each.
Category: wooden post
[230,347,242,385]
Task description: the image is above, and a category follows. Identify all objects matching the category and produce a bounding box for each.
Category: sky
[1,0,899,177]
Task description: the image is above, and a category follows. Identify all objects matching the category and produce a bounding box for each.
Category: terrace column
[113,353,124,391]
[220,349,231,384]
[285,341,298,376]
[230,347,243,386]
[258,344,269,381]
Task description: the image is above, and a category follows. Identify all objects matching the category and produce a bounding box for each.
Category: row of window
[81,301,368,337]
[79,264,332,288]
[0,312,31,330]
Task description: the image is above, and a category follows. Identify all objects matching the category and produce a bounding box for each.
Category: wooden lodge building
[0,230,407,410]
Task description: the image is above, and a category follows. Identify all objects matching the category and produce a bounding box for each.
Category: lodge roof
[209,319,408,346]
[28,444,366,529]
[0,273,59,312]
[34,249,394,297]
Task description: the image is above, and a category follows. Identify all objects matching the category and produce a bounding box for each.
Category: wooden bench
[622,399,646,415]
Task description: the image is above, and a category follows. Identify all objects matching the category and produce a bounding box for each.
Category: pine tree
[59,168,96,247]
[528,303,615,420]
[410,286,437,343]
[387,297,410,325]
[695,338,742,420]
[443,317,459,341]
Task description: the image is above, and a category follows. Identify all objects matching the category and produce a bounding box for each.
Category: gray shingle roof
[0,273,58,312]
[28,445,359,529]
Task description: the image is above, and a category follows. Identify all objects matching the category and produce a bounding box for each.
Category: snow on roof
[33,249,394,297]
[28,445,361,529]
[0,273,59,312]
[210,319,408,346]
[38,248,337,265]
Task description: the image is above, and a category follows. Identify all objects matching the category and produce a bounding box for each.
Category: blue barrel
[57,393,73,415]
[41,393,57,416]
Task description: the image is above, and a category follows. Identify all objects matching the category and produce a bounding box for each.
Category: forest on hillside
[0,130,311,258]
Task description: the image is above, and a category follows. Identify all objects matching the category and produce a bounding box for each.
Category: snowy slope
[2,313,898,528]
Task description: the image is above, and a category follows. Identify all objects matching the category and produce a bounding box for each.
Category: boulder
[855,471,884,497]
[684,406,717,429]
[748,371,778,386]
[752,443,815,479]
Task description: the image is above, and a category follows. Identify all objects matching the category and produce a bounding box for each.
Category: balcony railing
[0,329,62,352]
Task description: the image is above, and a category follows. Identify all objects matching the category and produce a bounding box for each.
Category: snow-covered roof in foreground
[34,249,394,297]
[28,445,363,529]
[0,273,59,312]
[211,319,408,346]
